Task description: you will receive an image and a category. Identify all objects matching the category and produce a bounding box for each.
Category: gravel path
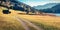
[15,16,43,30]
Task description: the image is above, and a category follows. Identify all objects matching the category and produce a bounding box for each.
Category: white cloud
[49,0,60,3]
[23,0,60,7]
[25,2,48,7]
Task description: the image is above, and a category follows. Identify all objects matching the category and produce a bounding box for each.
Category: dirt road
[15,16,43,30]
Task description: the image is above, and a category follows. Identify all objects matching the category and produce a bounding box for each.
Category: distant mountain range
[51,4,60,13]
[35,3,60,13]
[33,3,60,10]
[9,0,31,11]
[0,0,60,13]
[0,0,35,12]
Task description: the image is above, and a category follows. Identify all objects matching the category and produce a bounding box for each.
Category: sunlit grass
[17,14,60,27]
[0,7,24,30]
[0,6,60,30]
[15,10,60,30]
[17,13,60,30]
[30,21,60,30]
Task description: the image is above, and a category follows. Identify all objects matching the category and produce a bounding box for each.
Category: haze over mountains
[51,4,60,13]
[33,3,60,10]
[0,0,60,13]
[9,0,60,13]
[9,0,36,12]
[33,3,60,13]
[0,0,33,11]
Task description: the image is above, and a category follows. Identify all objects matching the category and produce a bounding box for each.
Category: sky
[18,0,60,7]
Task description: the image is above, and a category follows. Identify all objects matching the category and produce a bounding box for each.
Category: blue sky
[18,0,60,7]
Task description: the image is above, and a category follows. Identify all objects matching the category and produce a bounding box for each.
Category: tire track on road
[16,17,30,30]
[15,16,43,30]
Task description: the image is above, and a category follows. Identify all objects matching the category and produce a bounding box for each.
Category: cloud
[54,0,60,1]
[50,0,60,2]
[19,0,60,7]
[25,2,48,7]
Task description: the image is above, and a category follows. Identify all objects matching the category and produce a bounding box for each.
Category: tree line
[0,0,43,15]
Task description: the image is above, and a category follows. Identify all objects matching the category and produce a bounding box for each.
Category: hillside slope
[0,6,60,30]
[39,4,60,13]
[0,7,25,30]
[33,3,59,9]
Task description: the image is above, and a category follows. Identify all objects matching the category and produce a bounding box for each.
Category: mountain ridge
[38,4,60,13]
[33,3,60,10]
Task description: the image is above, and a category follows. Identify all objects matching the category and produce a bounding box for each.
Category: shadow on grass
[30,21,60,30]
[0,21,25,30]
[29,14,36,15]
[28,26,37,30]
[18,13,36,15]
[18,13,26,15]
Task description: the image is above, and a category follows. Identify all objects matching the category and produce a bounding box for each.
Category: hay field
[0,7,60,30]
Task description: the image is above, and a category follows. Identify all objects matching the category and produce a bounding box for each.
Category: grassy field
[17,13,60,30]
[0,7,60,30]
[0,7,25,30]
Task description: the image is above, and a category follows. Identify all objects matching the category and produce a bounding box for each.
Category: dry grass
[0,6,60,30]
[17,12,60,30]
[0,7,24,30]
[17,13,60,28]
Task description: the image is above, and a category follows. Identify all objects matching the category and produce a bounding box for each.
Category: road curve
[15,17,30,30]
[15,16,43,30]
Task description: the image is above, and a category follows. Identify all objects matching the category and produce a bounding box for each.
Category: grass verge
[30,21,60,30]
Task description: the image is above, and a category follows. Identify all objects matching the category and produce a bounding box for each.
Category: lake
[47,13,60,16]
[54,14,60,16]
